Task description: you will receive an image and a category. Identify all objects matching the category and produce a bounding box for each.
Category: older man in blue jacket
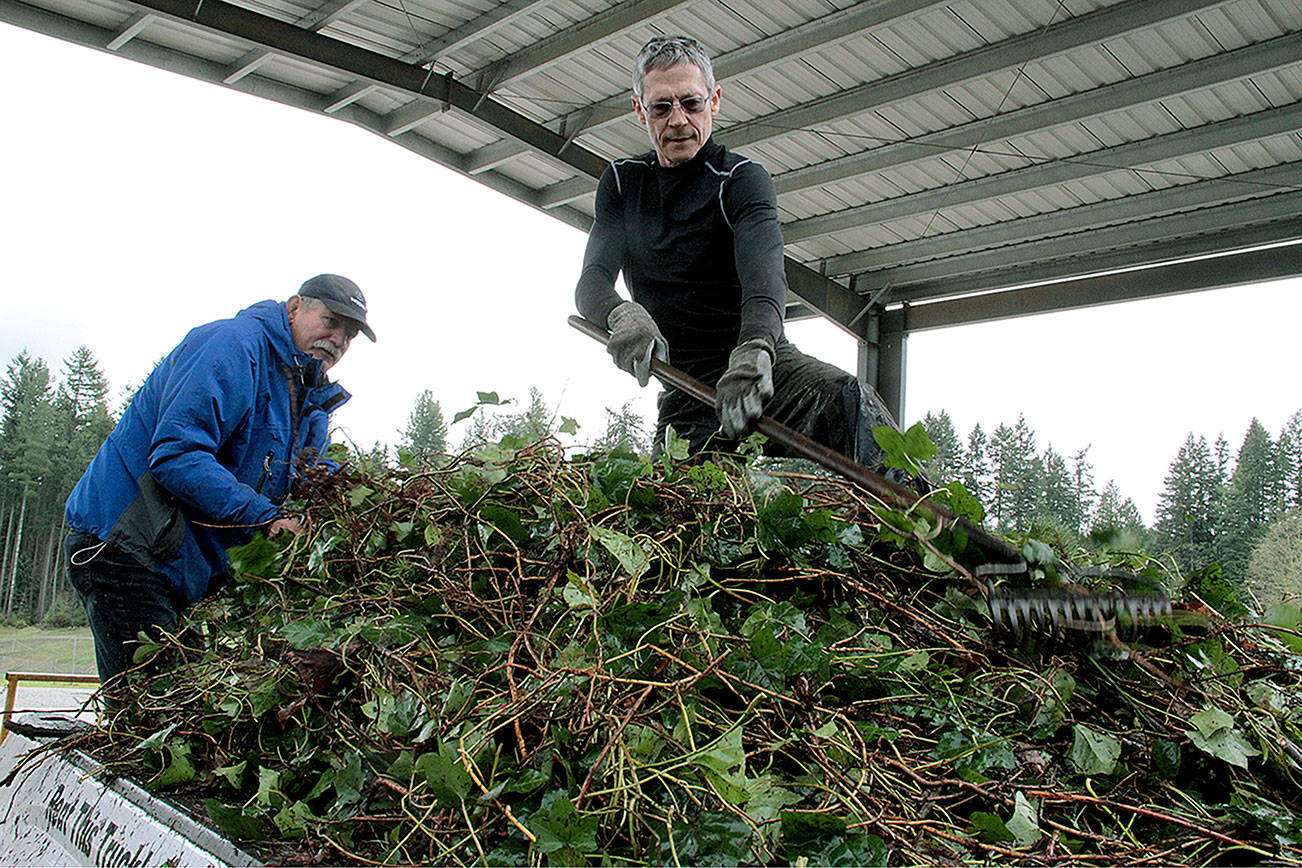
[65,274,374,696]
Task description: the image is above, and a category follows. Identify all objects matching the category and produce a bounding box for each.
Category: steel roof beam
[880,235,1302,332]
[323,80,377,113]
[537,177,594,209]
[784,100,1302,244]
[2,0,890,336]
[402,0,552,66]
[477,0,690,91]
[0,0,595,236]
[466,138,533,174]
[464,0,950,177]
[881,219,1302,306]
[106,11,154,50]
[322,0,553,133]
[773,30,1302,197]
[110,0,608,177]
[825,161,1302,278]
[719,0,1236,152]
[390,0,693,146]
[221,0,368,86]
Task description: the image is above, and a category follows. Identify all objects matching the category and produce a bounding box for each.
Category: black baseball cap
[298,274,376,341]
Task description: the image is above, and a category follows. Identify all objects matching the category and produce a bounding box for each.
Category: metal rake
[569,315,1171,640]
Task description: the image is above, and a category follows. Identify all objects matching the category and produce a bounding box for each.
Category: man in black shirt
[576,34,905,475]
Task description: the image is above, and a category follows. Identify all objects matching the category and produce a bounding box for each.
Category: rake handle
[567,315,923,506]
[568,314,1022,565]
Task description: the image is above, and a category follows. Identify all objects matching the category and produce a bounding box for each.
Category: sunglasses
[642,95,709,120]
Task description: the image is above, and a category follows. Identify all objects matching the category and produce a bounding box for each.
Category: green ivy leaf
[255,766,284,810]
[1007,792,1041,847]
[281,618,337,650]
[1186,707,1261,769]
[562,571,598,610]
[1263,601,1302,653]
[329,752,368,817]
[969,811,1014,843]
[272,800,313,839]
[479,504,529,546]
[227,535,279,580]
[203,799,266,841]
[658,811,754,866]
[152,741,196,788]
[133,722,179,753]
[531,792,599,856]
[662,425,690,462]
[781,809,846,845]
[872,423,933,475]
[416,743,473,807]
[930,480,985,523]
[812,834,888,867]
[1070,725,1120,775]
[1031,670,1075,737]
[590,525,651,578]
[1153,739,1182,778]
[212,759,247,789]
[559,416,579,435]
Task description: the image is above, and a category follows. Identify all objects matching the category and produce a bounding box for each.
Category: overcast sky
[3,22,1300,525]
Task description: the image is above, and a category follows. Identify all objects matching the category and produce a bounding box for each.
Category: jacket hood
[241,299,325,378]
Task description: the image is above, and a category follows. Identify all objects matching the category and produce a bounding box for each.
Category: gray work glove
[715,338,775,439]
[606,301,668,387]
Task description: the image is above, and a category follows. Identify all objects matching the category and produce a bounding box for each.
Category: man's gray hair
[632,34,716,99]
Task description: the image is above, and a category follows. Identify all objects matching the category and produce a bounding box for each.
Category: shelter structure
[5,0,1301,418]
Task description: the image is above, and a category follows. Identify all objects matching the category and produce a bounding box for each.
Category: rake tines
[987,584,1172,638]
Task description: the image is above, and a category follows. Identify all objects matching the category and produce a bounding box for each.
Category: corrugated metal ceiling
[4,0,1301,342]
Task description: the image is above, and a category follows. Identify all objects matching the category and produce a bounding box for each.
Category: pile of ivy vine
[75,432,1302,866]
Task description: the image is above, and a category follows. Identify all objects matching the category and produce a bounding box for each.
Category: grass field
[0,626,97,676]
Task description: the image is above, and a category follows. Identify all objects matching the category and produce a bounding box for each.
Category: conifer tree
[1039,445,1080,532]
[1217,418,1287,581]
[989,416,1038,531]
[1089,480,1148,550]
[54,347,115,493]
[961,424,991,508]
[0,352,56,617]
[460,388,555,448]
[592,403,650,455]
[399,390,449,457]
[1071,446,1096,521]
[1154,434,1222,574]
[920,410,964,483]
[1278,409,1302,510]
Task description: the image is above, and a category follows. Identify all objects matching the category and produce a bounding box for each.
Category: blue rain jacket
[66,300,350,605]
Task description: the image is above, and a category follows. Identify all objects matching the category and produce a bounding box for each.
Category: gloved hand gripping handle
[567,314,1021,569]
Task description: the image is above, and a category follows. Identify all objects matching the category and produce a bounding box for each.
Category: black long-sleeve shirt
[575,138,788,383]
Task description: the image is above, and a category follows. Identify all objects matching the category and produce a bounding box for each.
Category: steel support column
[859,308,907,425]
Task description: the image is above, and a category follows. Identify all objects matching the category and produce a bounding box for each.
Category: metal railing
[2,671,100,745]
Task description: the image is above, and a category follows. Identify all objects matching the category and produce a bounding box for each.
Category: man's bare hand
[268,515,308,537]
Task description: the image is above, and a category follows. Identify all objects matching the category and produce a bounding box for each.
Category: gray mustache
[311,340,341,362]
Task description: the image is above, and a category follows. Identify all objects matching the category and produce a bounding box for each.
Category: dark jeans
[653,342,914,485]
[65,532,184,699]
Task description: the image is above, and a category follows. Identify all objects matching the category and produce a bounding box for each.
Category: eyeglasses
[642,95,708,120]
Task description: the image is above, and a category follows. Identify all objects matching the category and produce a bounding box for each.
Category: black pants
[653,342,911,484]
[65,532,183,699]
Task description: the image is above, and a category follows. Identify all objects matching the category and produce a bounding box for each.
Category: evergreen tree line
[397,388,650,459]
[5,343,1298,623]
[1,348,116,625]
[921,409,1302,605]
